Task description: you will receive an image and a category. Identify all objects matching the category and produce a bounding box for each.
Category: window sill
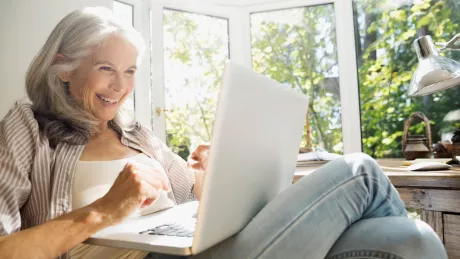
[295,158,460,189]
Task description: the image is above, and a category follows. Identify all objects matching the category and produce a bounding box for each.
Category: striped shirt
[0,100,196,258]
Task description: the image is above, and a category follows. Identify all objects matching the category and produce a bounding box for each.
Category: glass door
[152,6,230,159]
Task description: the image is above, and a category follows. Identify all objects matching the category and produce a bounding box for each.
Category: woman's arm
[187,144,210,200]
[0,162,169,259]
[138,126,209,203]
[0,103,91,258]
[0,104,169,258]
[0,203,111,259]
[192,170,205,200]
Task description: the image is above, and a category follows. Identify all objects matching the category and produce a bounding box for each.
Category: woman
[0,7,447,259]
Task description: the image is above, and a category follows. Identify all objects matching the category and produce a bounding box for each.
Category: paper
[297,151,342,162]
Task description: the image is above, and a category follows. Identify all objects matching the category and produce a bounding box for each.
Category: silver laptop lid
[192,61,309,254]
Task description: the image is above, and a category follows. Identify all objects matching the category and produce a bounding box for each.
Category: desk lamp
[410,35,460,96]
[409,35,460,159]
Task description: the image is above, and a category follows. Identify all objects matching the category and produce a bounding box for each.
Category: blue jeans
[147,153,447,259]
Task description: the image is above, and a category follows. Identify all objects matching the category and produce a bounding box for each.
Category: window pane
[161,10,229,159]
[113,1,135,116]
[113,1,134,26]
[354,0,460,158]
[251,5,343,154]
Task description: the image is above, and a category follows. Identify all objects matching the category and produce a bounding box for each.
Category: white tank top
[69,153,175,259]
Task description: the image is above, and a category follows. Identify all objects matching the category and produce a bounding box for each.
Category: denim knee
[409,220,447,259]
[325,217,447,259]
[343,153,387,182]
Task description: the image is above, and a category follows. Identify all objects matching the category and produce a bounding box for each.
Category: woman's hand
[187,143,210,200]
[92,162,170,226]
[187,143,210,172]
[0,162,170,259]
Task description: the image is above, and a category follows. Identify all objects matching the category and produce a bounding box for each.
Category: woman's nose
[110,74,125,92]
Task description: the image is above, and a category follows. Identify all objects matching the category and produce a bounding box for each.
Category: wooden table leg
[420,209,444,243]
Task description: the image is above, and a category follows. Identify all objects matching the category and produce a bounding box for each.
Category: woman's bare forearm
[193,170,204,200]
[0,202,112,259]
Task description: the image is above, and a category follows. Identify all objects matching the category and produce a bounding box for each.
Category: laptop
[85,61,309,256]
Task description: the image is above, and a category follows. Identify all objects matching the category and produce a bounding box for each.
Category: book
[296,151,342,167]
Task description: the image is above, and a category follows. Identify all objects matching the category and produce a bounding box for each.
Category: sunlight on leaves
[162,10,229,159]
[251,5,343,153]
[355,0,460,158]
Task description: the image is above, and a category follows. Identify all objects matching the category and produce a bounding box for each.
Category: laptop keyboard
[139,218,196,238]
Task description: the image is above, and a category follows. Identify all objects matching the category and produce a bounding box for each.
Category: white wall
[0,0,112,119]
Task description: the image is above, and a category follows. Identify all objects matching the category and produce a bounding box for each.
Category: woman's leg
[325,216,446,259]
[191,153,445,259]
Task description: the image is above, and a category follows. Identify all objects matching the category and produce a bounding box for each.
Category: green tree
[356,0,460,158]
[161,0,460,159]
[162,10,229,159]
[251,5,343,153]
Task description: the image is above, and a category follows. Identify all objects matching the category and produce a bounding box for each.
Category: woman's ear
[55,53,71,82]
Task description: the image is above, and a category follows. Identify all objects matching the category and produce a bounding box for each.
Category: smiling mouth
[96,94,119,104]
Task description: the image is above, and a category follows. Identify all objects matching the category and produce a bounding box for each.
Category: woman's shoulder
[1,99,40,137]
[132,123,156,140]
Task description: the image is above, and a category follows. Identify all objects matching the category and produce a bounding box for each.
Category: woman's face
[62,35,137,124]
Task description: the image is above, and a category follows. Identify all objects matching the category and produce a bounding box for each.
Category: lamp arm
[436,33,460,51]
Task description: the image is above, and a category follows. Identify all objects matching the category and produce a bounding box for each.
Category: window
[251,5,343,153]
[161,9,229,159]
[113,1,134,26]
[113,0,136,117]
[354,0,460,158]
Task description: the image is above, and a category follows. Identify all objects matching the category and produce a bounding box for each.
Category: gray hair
[26,6,145,146]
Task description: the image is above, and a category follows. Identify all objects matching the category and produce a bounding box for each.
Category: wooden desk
[295,159,460,259]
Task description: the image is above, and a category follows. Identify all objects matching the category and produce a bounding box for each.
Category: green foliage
[162,0,460,159]
[357,0,460,158]
[163,10,228,160]
[251,5,343,153]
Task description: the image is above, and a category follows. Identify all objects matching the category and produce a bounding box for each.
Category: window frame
[113,0,135,27]
[140,0,362,153]
[112,0,153,129]
[145,0,243,142]
[247,0,361,154]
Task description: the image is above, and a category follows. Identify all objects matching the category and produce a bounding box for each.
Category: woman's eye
[126,69,136,75]
[100,66,113,72]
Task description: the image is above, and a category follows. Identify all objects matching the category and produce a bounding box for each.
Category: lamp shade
[409,35,460,97]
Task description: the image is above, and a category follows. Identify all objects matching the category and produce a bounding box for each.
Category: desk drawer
[444,214,460,259]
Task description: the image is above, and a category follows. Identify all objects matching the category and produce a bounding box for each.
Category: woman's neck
[90,122,115,141]
[98,121,109,132]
